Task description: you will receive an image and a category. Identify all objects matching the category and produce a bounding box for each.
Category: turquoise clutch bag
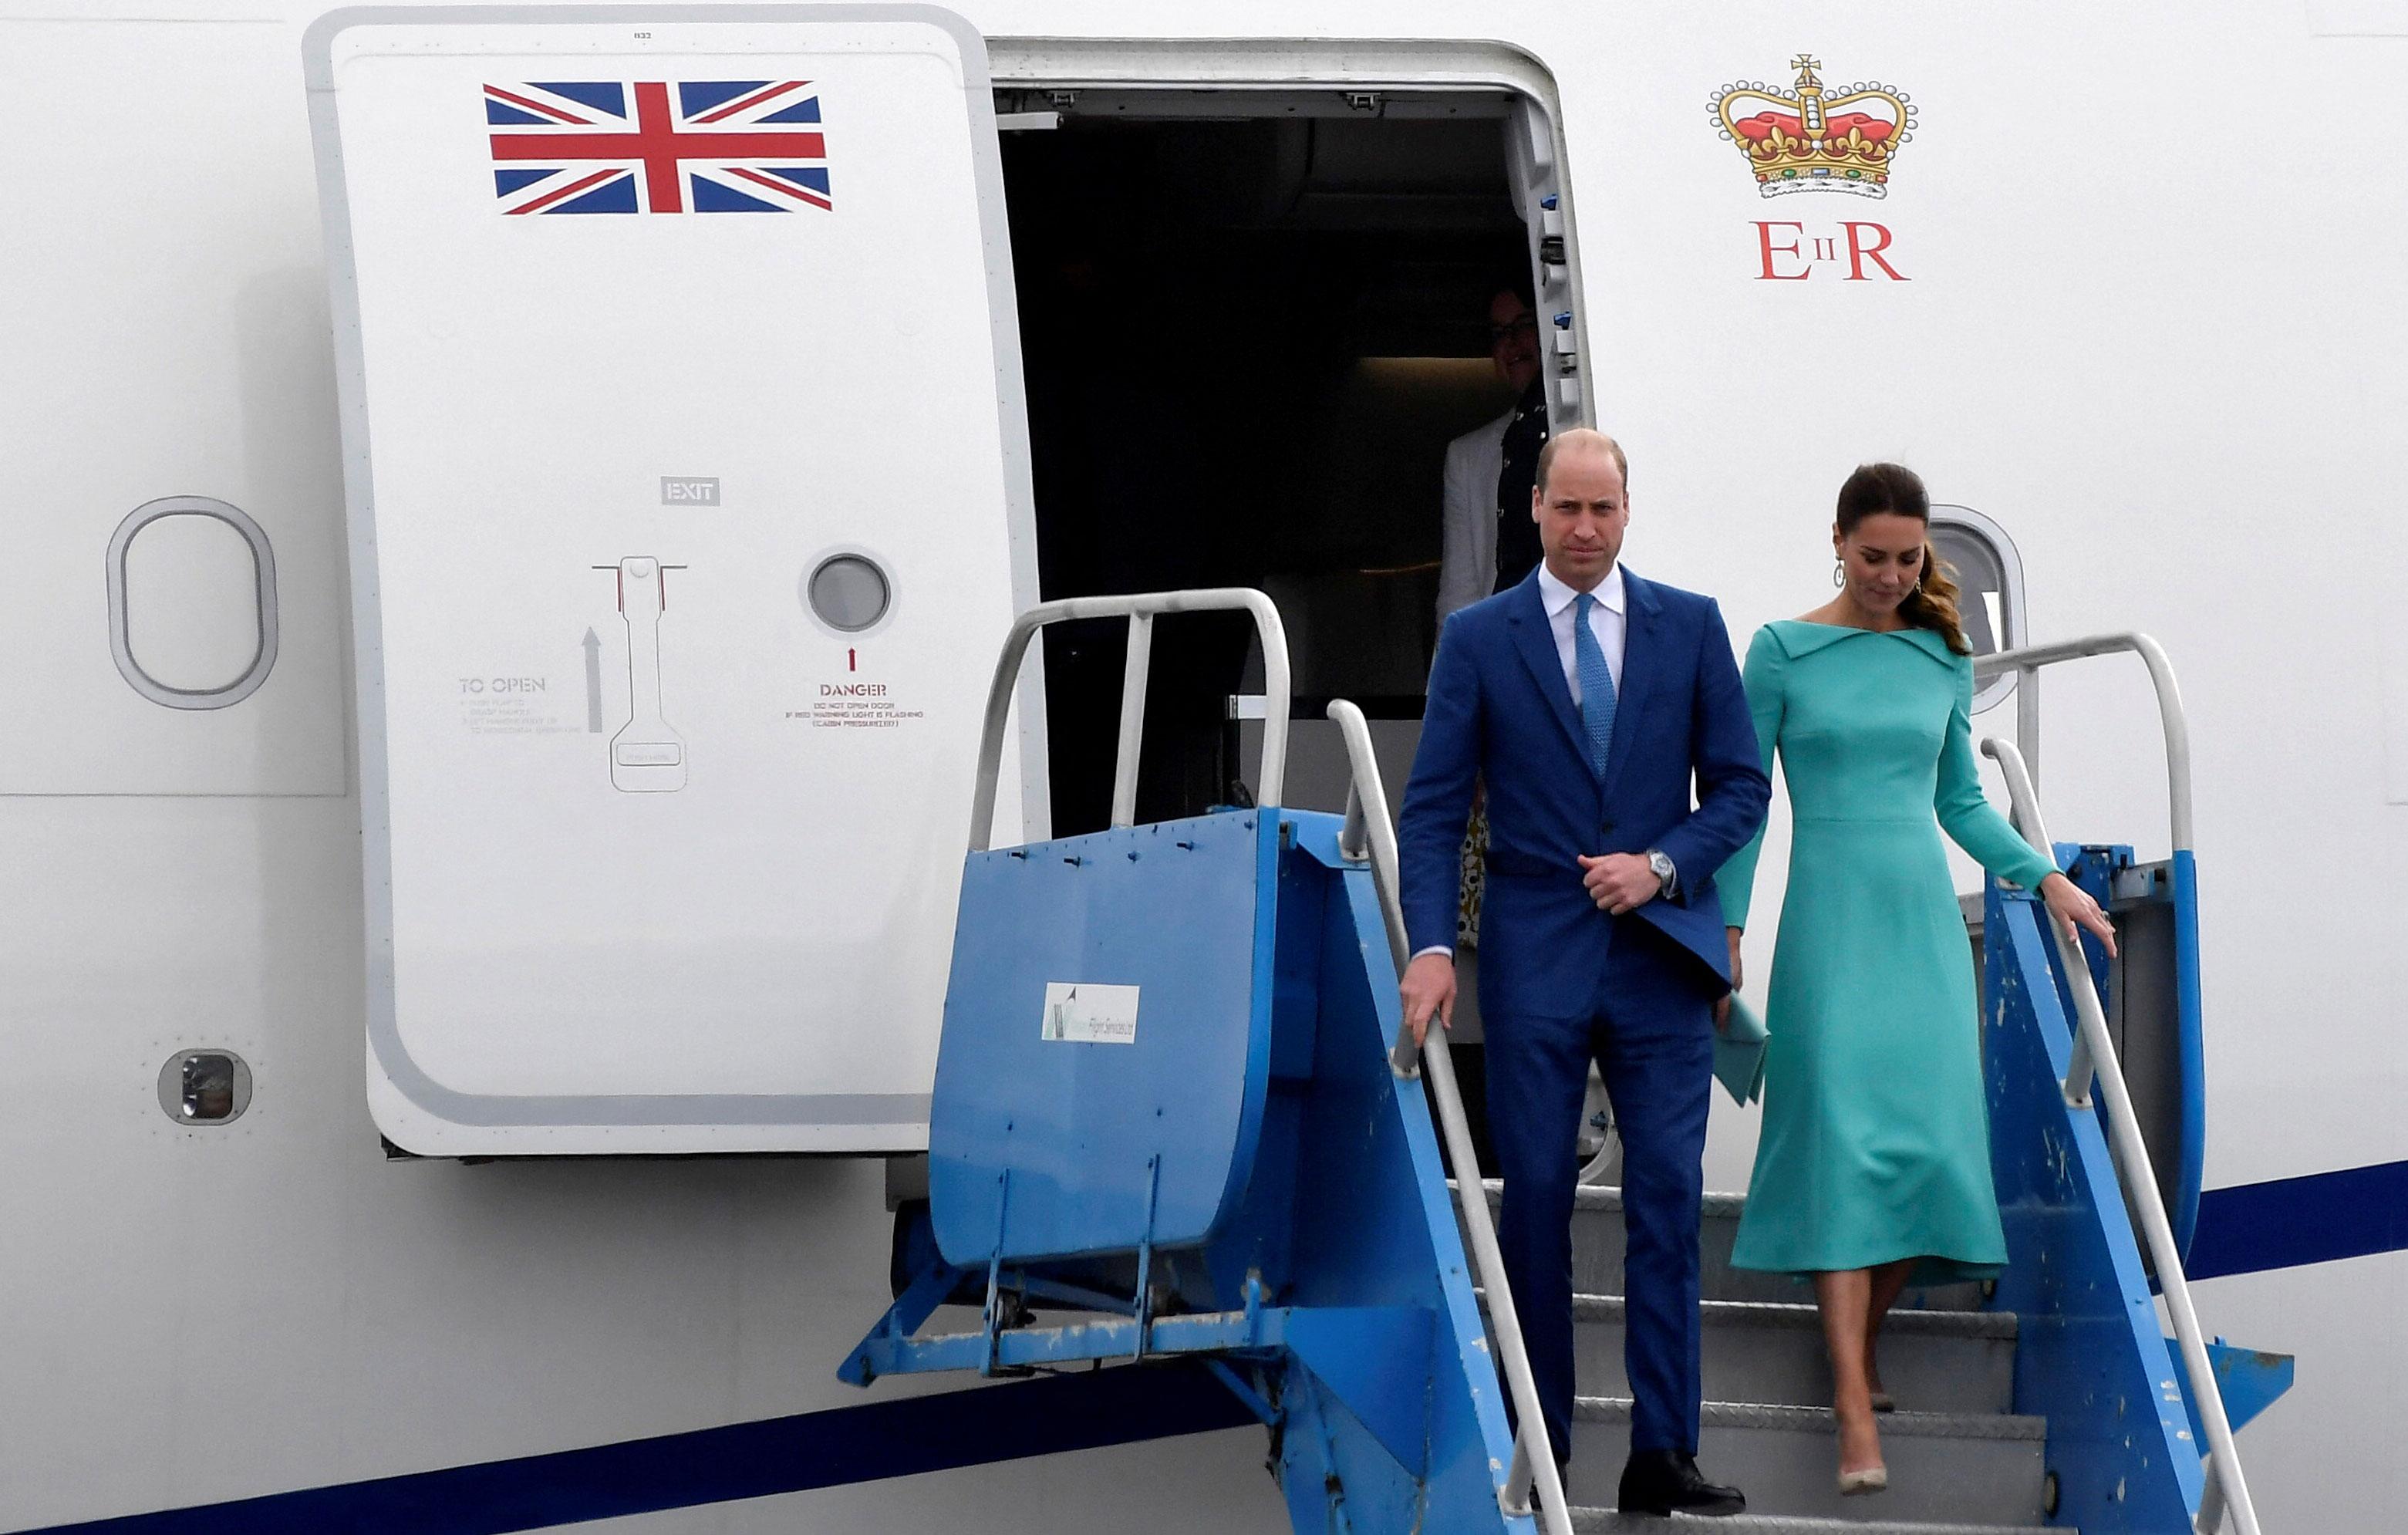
[1715,994,1769,1105]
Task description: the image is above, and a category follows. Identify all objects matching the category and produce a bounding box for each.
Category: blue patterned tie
[1573,592,1616,778]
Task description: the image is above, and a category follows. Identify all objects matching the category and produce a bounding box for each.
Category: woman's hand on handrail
[2037,872,2118,959]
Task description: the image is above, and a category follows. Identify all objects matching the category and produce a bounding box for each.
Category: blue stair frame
[844,783,2290,1533]
[843,807,1533,1533]
[1983,848,2288,1533]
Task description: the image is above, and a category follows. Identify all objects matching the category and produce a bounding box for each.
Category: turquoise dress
[1718,620,2058,1280]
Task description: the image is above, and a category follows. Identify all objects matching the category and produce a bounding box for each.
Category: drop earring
[1832,561,1845,589]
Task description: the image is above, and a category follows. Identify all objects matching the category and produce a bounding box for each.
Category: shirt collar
[1536,560,1625,620]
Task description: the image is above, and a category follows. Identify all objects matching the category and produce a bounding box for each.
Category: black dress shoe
[1617,1449,1746,1516]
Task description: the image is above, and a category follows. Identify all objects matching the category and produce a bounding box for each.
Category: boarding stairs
[1472,1180,2045,1533]
[844,592,2284,1535]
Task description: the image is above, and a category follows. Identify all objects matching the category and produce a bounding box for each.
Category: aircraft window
[156,1049,251,1126]
[106,497,279,710]
[804,552,894,634]
[1930,505,2023,712]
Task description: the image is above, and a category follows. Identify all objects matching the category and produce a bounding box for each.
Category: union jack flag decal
[485,80,832,215]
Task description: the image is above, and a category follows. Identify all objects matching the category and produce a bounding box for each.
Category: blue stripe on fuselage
[15,1363,1253,1534]
[2190,1158,2408,1279]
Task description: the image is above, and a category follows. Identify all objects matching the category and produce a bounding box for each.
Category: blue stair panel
[929,812,1279,1267]
[856,808,1531,1533]
[1985,882,2201,1532]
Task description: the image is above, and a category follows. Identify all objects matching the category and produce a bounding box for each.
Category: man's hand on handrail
[1400,951,1456,1048]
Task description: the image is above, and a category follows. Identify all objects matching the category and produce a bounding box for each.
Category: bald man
[1396,429,1768,1516]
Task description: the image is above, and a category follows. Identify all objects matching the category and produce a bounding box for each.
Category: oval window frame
[1930,503,2024,714]
[106,496,280,711]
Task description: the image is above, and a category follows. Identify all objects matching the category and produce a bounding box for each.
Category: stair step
[1563,1295,2015,1341]
[1568,1512,2067,1535]
[1472,1291,2017,1412]
[1568,1398,2049,1526]
[1567,1295,2016,1415]
[1458,1181,1988,1311]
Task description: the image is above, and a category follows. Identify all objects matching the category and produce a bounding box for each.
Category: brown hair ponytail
[1900,540,1971,655]
[1835,462,1971,656]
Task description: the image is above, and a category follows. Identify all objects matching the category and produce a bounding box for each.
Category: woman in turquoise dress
[1716,463,2117,1494]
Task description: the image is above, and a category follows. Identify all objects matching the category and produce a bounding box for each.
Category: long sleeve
[1435,436,1488,623]
[1934,656,2059,889]
[1655,600,1772,904]
[1397,613,1485,956]
[1715,627,1786,930]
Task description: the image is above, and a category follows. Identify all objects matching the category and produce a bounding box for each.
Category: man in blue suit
[1398,428,1769,1516]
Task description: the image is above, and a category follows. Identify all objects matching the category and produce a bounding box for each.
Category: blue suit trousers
[1486,921,1713,1463]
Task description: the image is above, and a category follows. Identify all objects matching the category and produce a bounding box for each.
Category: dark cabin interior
[1001,107,1537,832]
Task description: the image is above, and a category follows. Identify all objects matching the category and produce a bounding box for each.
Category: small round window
[804,552,893,635]
[1930,505,2024,714]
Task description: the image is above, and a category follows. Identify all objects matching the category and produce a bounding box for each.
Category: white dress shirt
[1536,560,1626,704]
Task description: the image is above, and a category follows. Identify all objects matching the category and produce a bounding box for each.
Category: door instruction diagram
[607,555,686,792]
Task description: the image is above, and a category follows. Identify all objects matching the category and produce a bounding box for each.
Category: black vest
[1492,380,1550,592]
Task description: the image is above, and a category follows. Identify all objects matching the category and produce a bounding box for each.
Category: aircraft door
[1505,93,1584,430]
[306,6,1037,1154]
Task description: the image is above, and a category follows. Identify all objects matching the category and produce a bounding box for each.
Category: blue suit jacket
[1397,568,1771,1018]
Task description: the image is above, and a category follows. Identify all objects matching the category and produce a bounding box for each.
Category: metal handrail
[1975,632,2193,851]
[1982,737,2259,1535]
[1327,700,1573,1535]
[966,589,1291,852]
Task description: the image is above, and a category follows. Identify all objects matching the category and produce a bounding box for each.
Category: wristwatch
[1645,849,1678,899]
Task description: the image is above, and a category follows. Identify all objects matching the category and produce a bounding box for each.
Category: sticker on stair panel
[1040,983,1139,1044]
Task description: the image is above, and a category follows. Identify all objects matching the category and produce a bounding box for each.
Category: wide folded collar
[1764,617,1958,666]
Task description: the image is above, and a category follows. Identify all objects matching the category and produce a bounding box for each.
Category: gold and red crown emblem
[1712,55,1915,197]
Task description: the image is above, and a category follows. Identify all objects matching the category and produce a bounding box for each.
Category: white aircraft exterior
[2,2,2400,1530]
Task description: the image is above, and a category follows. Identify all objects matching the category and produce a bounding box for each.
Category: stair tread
[1455,1180,1995,1311]
[1575,1396,2048,1442]
[1567,1511,2066,1535]
[1475,1290,2018,1339]
[1459,1178,1749,1216]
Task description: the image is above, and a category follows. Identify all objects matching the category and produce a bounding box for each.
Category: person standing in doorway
[1397,428,1768,1516]
[1436,277,1550,622]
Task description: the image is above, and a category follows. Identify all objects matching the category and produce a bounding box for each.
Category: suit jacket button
[1599,821,1614,837]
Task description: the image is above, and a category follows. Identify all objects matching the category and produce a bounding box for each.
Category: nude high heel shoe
[1834,1405,1887,1496]
[1839,1463,1890,1496]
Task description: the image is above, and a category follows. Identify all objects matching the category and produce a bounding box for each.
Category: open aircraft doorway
[990,50,1581,836]
[989,47,1582,1171]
